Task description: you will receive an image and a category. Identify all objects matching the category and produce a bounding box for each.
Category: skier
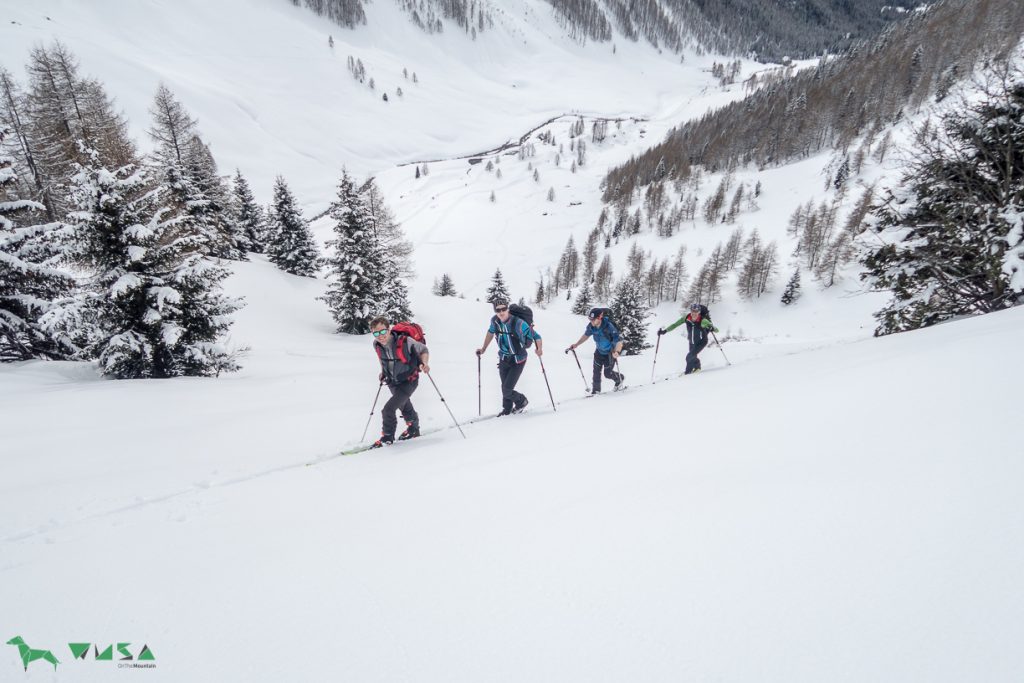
[656,303,719,375]
[565,307,624,393]
[475,299,543,416]
[370,316,430,447]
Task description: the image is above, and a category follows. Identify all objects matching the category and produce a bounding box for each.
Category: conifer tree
[267,176,320,277]
[232,169,265,253]
[486,267,511,304]
[360,178,412,321]
[781,268,802,305]
[610,278,650,354]
[571,280,593,315]
[0,127,75,360]
[865,70,1024,334]
[433,273,456,297]
[66,153,240,378]
[321,169,380,334]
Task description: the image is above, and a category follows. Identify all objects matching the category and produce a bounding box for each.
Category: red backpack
[376,322,426,381]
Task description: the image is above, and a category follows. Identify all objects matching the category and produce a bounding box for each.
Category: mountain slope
[2,302,1022,681]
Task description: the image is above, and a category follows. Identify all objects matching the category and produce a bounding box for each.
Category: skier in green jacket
[657,303,718,374]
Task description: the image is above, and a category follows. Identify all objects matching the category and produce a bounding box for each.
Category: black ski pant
[685,339,708,374]
[592,351,622,391]
[382,378,419,438]
[498,355,527,411]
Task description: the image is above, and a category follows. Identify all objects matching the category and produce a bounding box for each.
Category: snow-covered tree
[147,84,244,260]
[433,273,456,297]
[231,169,265,253]
[781,268,802,305]
[571,280,593,315]
[66,153,241,378]
[360,177,412,321]
[610,277,650,355]
[865,69,1024,334]
[267,176,320,277]
[0,127,75,361]
[486,267,510,304]
[320,169,380,334]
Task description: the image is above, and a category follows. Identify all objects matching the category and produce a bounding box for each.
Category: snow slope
[2,305,1022,681]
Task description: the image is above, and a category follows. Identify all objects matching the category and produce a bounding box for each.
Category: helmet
[689,302,701,312]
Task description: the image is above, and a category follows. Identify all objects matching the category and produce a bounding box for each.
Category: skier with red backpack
[475,298,543,416]
[369,316,430,448]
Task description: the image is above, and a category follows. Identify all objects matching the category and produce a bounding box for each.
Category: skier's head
[588,308,604,326]
[370,316,391,345]
[493,299,510,321]
[689,302,701,313]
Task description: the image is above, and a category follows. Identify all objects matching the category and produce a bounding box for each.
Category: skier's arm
[476,332,494,356]
[419,350,430,373]
[662,315,686,334]
[524,321,543,356]
[566,333,589,352]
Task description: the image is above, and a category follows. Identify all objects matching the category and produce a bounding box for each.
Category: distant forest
[290,0,927,62]
[601,0,1024,206]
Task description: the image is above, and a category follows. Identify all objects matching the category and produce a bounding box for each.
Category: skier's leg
[592,352,605,391]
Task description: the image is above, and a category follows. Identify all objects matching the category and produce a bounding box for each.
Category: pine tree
[610,278,650,355]
[321,170,380,334]
[360,178,412,322]
[781,269,802,305]
[434,273,456,297]
[66,153,241,378]
[232,169,265,253]
[147,84,245,261]
[864,71,1024,334]
[571,280,593,314]
[267,176,320,277]
[0,127,76,361]
[486,267,510,304]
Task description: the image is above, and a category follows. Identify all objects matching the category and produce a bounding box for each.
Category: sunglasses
[494,307,509,313]
[372,329,389,337]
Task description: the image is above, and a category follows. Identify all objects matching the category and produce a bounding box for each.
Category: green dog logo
[6,636,59,671]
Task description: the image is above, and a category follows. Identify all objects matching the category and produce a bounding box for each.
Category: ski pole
[360,380,385,442]
[425,371,467,439]
[568,347,589,391]
[710,330,731,366]
[614,356,623,386]
[537,353,557,412]
[477,353,482,417]
[650,335,661,383]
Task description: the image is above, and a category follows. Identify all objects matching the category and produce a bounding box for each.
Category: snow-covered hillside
[3,302,1023,681]
[3,1,1022,680]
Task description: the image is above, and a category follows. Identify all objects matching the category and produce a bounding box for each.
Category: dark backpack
[492,304,535,352]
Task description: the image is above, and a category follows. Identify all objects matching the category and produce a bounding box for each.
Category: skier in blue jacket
[565,307,624,393]
[476,299,543,415]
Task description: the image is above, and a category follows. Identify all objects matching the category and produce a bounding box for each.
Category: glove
[564,346,573,354]
[657,328,666,336]
[700,319,713,330]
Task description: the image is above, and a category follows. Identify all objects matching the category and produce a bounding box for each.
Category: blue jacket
[585,319,621,355]
[488,316,541,362]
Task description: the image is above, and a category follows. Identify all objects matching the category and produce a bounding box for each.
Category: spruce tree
[66,153,240,378]
[781,269,802,305]
[267,176,320,277]
[147,85,244,261]
[360,179,412,322]
[486,267,511,304]
[434,273,456,297]
[610,278,650,355]
[320,170,380,334]
[571,280,593,315]
[232,169,265,253]
[0,128,75,360]
[864,72,1024,334]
